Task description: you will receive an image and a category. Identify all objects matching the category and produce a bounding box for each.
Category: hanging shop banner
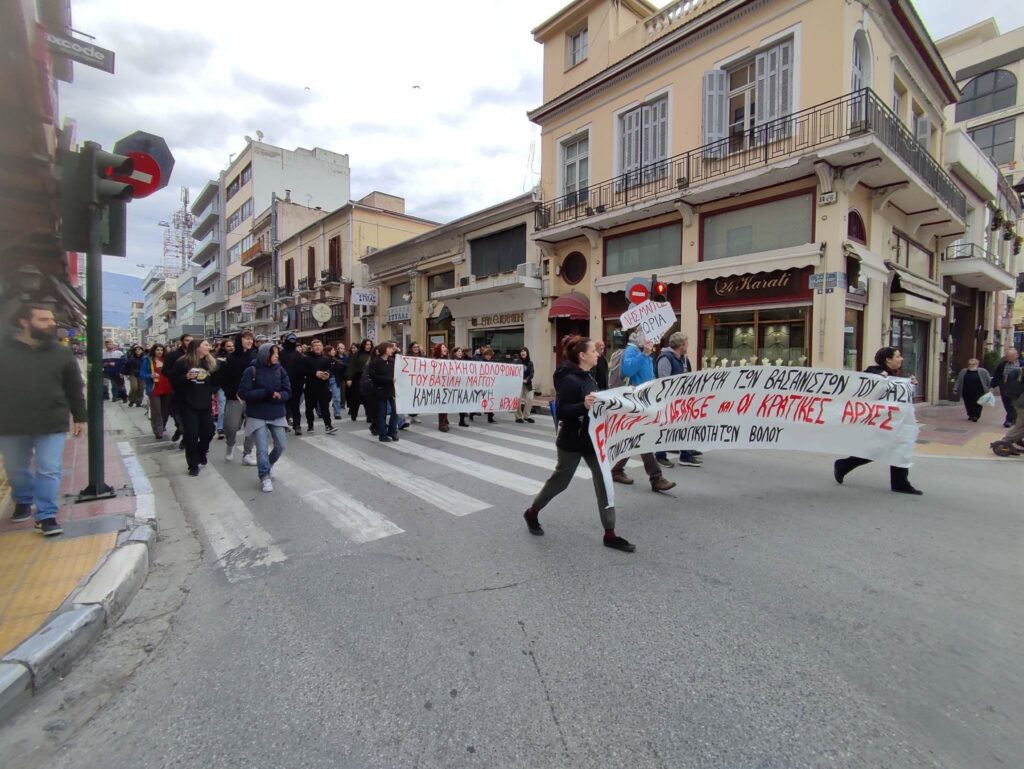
[619,300,677,340]
[394,354,524,414]
[352,287,378,306]
[588,367,919,507]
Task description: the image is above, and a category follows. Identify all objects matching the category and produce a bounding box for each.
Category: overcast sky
[59,0,1021,278]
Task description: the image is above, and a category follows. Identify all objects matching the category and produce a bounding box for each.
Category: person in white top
[102,339,126,402]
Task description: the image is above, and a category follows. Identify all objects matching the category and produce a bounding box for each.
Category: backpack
[607,348,629,388]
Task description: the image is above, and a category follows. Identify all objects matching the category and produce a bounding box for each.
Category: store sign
[240,301,256,314]
[471,313,524,328]
[352,287,378,306]
[46,31,116,74]
[394,354,524,414]
[387,304,411,323]
[699,268,810,308]
[588,367,918,507]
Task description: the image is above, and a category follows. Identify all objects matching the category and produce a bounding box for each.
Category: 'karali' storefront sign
[471,312,524,328]
[698,268,812,308]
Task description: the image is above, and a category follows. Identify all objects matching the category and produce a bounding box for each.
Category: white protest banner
[619,300,677,341]
[351,287,378,306]
[588,367,919,506]
[394,354,524,414]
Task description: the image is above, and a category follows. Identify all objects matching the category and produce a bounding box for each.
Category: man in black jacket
[303,338,337,434]
[279,334,306,434]
[0,305,86,536]
[221,330,259,461]
[991,348,1021,428]
[163,333,193,443]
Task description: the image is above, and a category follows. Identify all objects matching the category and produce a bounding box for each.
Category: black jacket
[123,353,144,377]
[554,364,598,454]
[164,347,187,391]
[366,356,395,399]
[0,337,86,435]
[303,352,333,393]
[221,344,259,400]
[279,343,306,394]
[170,356,221,411]
[520,357,535,388]
[345,350,371,382]
[594,355,609,391]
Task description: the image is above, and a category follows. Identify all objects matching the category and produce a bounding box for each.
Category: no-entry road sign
[113,132,174,195]
[628,282,650,304]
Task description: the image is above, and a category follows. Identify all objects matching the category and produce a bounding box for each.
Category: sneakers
[656,457,674,468]
[261,478,274,493]
[325,426,338,435]
[241,453,257,466]
[226,446,236,461]
[603,535,636,553]
[36,517,63,536]
[523,509,544,536]
[651,477,676,492]
[11,503,33,522]
[612,471,634,485]
[293,427,303,436]
[307,425,315,433]
[515,418,524,423]
[217,431,225,440]
[188,466,200,477]
[677,454,702,467]
[525,417,535,423]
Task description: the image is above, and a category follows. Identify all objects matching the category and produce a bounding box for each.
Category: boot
[890,466,923,495]
[439,414,450,433]
[651,477,676,492]
[459,414,468,427]
[487,413,495,423]
[523,508,543,536]
[611,471,634,485]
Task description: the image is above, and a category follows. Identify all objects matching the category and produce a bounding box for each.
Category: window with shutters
[284,259,295,294]
[618,95,668,187]
[328,236,342,281]
[306,246,317,288]
[912,105,932,154]
[561,133,589,206]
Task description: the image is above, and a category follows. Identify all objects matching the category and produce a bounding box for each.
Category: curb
[0,440,157,722]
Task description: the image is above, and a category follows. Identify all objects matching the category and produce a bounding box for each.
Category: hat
[284,333,298,343]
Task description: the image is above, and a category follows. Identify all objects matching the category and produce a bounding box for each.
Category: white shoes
[225,446,236,461]
[241,453,257,466]
[268,464,277,478]
[261,478,273,493]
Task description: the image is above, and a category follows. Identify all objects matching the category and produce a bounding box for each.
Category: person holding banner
[654,332,702,468]
[432,342,451,432]
[523,335,637,553]
[345,339,374,424]
[450,347,471,427]
[833,347,923,495]
[366,341,400,442]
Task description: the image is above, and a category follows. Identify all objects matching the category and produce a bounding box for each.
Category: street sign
[627,282,650,304]
[46,31,115,74]
[108,151,161,199]
[624,276,651,307]
[113,132,174,193]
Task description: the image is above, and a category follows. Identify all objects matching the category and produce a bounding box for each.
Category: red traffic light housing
[651,280,669,302]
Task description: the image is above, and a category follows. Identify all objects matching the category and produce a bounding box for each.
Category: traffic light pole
[77,142,116,502]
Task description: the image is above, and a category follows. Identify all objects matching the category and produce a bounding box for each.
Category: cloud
[107,24,214,78]
[469,73,543,109]
[232,71,316,109]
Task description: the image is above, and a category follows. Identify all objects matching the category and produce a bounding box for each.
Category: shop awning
[48,274,87,327]
[443,287,542,319]
[842,241,890,283]
[888,263,948,304]
[547,291,590,320]
[678,243,823,284]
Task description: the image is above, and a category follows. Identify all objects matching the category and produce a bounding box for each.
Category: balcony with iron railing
[940,243,1014,292]
[240,236,271,266]
[536,89,967,236]
[241,278,273,300]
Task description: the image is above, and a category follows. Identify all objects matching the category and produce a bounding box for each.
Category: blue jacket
[139,357,155,395]
[622,343,654,385]
[238,344,292,421]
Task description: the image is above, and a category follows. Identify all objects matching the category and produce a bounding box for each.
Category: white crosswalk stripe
[459,424,558,452]
[304,435,490,516]
[416,429,592,479]
[174,461,286,583]
[352,430,543,495]
[272,456,404,543]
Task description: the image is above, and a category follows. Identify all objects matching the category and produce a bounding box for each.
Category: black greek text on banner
[587,366,919,507]
[394,354,524,414]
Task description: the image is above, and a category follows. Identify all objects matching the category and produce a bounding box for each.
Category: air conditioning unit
[516,262,541,279]
[459,275,477,287]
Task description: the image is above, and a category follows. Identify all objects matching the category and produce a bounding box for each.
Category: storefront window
[428,271,455,296]
[469,327,524,362]
[702,194,813,261]
[843,308,862,370]
[700,307,809,367]
[889,317,928,395]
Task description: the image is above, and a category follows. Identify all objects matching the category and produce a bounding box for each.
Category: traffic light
[651,279,669,302]
[60,142,134,255]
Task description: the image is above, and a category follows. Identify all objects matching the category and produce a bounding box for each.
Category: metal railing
[241,279,273,299]
[944,243,1006,270]
[536,88,967,230]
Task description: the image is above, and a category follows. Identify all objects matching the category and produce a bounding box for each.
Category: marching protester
[522,335,636,553]
[221,331,259,462]
[164,333,193,443]
[123,345,146,407]
[432,342,451,432]
[214,338,234,438]
[451,346,471,427]
[952,358,992,423]
[515,347,536,424]
[238,343,291,493]
[654,332,702,468]
[140,343,173,439]
[366,340,399,441]
[102,339,126,402]
[303,338,337,434]
[833,346,923,494]
[990,348,1021,428]
[610,331,676,491]
[405,342,424,424]
[480,345,497,423]
[279,334,306,434]
[346,338,374,423]
[326,344,344,420]
[170,338,221,477]
[593,339,610,390]
[0,304,86,536]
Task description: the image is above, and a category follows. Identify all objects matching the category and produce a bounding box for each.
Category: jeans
[223,399,254,453]
[215,390,227,432]
[104,373,126,401]
[375,397,399,438]
[329,379,342,417]
[0,433,66,521]
[252,423,287,479]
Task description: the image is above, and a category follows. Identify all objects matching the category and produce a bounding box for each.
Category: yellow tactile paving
[0,530,117,655]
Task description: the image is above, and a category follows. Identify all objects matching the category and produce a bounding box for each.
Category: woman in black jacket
[123,346,145,407]
[170,339,221,476]
[346,338,374,422]
[366,341,398,441]
[515,347,536,424]
[522,335,635,552]
[834,346,922,495]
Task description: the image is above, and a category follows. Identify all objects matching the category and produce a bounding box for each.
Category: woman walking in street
[522,335,636,553]
[170,339,221,477]
[515,347,536,424]
[238,343,291,493]
[213,338,234,438]
[220,331,259,463]
[480,345,497,423]
[834,346,923,495]
[451,346,471,427]
[367,341,399,442]
[140,343,172,438]
[346,338,374,422]
[432,342,451,432]
[124,345,146,407]
[326,344,344,420]
[952,358,992,422]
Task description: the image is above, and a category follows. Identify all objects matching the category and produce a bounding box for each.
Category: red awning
[548,291,590,320]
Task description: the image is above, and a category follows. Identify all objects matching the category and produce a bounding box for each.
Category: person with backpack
[238,343,291,492]
[990,363,1024,456]
[654,332,702,468]
[610,331,676,492]
[833,347,923,493]
[991,349,1022,428]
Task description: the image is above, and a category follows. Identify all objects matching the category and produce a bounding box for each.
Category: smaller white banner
[352,287,378,306]
[619,300,677,341]
[394,354,524,414]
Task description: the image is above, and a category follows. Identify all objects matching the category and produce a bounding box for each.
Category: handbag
[978,391,997,408]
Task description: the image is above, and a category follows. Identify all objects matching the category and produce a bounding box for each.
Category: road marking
[352,431,543,495]
[272,456,403,543]
[304,435,490,516]
[414,429,591,479]
[175,461,286,583]
[117,440,155,523]
[460,425,557,451]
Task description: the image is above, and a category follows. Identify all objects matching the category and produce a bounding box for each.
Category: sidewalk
[0,405,155,717]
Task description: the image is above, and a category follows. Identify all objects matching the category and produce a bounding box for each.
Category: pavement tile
[0,614,50,656]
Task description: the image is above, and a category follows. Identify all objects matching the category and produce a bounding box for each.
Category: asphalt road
[2,413,1020,769]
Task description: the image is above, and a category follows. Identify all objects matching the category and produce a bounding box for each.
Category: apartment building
[361,193,550,381]
[529,0,973,402]
[277,193,437,346]
[189,139,351,336]
[141,266,183,344]
[937,20,1024,353]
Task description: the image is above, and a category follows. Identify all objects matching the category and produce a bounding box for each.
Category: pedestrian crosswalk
[160,415,635,583]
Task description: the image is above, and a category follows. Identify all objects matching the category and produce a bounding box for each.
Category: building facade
[529,0,975,402]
